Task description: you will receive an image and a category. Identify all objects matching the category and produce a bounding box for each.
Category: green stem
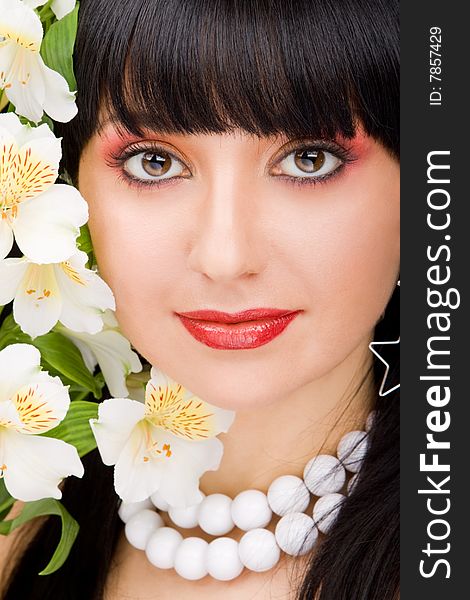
[38,0,54,19]
[0,92,9,113]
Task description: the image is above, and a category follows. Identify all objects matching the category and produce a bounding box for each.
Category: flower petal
[13,263,62,338]
[60,330,98,373]
[64,328,142,397]
[0,256,27,305]
[0,0,43,52]
[0,113,24,137]
[13,135,61,200]
[0,218,14,260]
[0,343,41,403]
[21,1,43,10]
[90,397,145,465]
[0,399,22,429]
[51,0,76,20]
[91,331,142,397]
[1,429,84,501]
[12,370,70,434]
[113,423,164,503]
[4,49,46,124]
[145,367,235,440]
[156,434,224,508]
[54,251,115,334]
[40,56,77,123]
[12,184,88,263]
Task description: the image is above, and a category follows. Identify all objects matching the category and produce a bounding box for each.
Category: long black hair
[2,1,399,598]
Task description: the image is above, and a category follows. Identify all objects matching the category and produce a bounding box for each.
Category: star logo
[369,337,400,397]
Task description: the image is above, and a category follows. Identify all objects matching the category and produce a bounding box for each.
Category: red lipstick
[175,308,302,350]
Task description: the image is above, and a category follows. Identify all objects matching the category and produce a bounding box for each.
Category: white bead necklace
[118,413,373,582]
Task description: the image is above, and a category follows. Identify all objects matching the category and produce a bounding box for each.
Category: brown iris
[142,151,172,177]
[294,149,325,173]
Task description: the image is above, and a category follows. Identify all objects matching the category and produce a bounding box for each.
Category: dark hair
[2,1,399,598]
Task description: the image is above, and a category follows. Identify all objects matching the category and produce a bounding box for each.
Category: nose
[187,176,265,283]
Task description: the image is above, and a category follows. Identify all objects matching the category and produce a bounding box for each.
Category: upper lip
[176,308,300,324]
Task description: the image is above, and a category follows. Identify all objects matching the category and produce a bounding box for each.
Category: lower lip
[176,311,301,350]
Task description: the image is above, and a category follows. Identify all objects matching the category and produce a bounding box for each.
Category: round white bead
[347,473,359,494]
[150,489,170,512]
[275,512,318,556]
[198,493,234,536]
[118,498,153,523]
[267,475,310,516]
[238,528,281,572]
[303,455,346,496]
[168,494,205,528]
[312,493,345,534]
[125,509,164,550]
[365,411,376,432]
[231,490,272,531]
[206,537,244,581]
[174,537,208,580]
[145,526,183,569]
[337,431,369,473]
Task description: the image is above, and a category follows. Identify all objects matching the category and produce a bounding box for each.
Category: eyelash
[107,140,356,191]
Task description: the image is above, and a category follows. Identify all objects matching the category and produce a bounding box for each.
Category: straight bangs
[62,0,399,178]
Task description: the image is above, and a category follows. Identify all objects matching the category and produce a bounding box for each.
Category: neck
[199,336,375,499]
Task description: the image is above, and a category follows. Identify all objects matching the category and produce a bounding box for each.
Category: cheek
[79,179,184,340]
[288,165,399,365]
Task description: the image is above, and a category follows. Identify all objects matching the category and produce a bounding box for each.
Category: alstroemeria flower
[23,0,76,21]
[0,113,88,262]
[0,250,116,339]
[57,310,143,398]
[0,0,77,123]
[0,343,84,501]
[90,367,236,507]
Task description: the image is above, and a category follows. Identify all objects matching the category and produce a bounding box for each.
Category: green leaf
[69,387,93,402]
[38,113,54,132]
[40,3,79,91]
[33,331,102,398]
[0,498,79,575]
[43,400,98,457]
[0,316,102,398]
[0,313,31,348]
[0,480,15,521]
[76,223,95,267]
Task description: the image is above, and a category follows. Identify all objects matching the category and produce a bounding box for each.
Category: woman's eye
[123,150,186,181]
[277,148,342,179]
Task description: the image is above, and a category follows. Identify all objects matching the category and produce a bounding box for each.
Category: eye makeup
[99,126,364,192]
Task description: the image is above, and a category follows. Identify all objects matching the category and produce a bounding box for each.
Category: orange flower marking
[12,384,60,434]
[145,382,216,441]
[143,426,173,461]
[0,142,57,218]
[60,261,86,286]
[36,289,52,301]
[162,443,172,458]
[4,32,40,53]
[0,464,7,478]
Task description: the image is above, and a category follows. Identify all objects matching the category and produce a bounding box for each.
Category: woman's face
[78,124,399,409]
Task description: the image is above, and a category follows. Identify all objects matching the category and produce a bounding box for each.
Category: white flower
[24,0,76,21]
[0,113,88,262]
[90,367,236,507]
[0,0,77,123]
[0,250,116,339]
[58,310,143,398]
[0,343,84,501]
